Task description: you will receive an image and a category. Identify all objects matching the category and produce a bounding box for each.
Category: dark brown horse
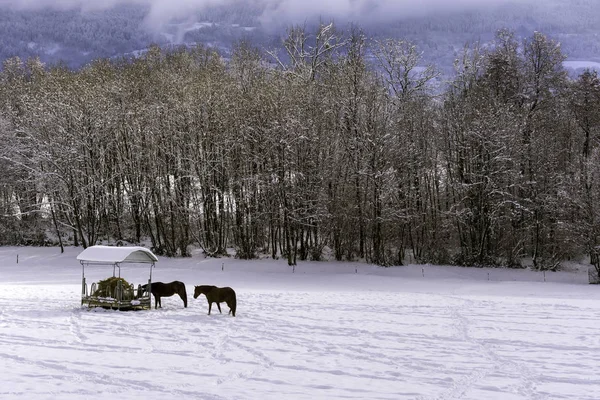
[193,285,236,317]
[141,281,187,309]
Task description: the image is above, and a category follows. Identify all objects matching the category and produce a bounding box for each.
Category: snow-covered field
[563,60,600,72]
[1,247,599,400]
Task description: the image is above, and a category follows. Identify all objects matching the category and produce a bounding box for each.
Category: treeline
[1,26,599,271]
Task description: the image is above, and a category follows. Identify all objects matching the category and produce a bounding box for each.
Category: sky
[0,0,531,27]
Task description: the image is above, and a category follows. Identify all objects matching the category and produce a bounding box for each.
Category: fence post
[222,263,224,271]
[422,267,424,277]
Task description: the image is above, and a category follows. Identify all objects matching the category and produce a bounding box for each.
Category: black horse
[141,281,187,309]
[193,285,236,317]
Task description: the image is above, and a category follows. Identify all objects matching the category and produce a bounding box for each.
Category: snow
[1,246,599,399]
[563,60,600,72]
[77,245,158,263]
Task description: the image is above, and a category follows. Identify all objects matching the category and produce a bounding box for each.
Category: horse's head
[139,284,149,295]
[193,285,205,299]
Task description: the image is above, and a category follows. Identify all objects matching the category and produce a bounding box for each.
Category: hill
[0,0,599,74]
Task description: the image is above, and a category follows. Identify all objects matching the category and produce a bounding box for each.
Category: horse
[193,285,236,317]
[141,281,187,309]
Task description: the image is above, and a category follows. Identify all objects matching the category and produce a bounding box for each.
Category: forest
[0,25,599,272]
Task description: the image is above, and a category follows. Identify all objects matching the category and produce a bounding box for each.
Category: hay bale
[93,277,133,299]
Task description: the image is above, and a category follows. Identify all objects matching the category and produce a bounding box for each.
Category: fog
[0,0,533,27]
[256,0,531,25]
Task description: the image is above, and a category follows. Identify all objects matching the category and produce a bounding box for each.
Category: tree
[567,70,600,273]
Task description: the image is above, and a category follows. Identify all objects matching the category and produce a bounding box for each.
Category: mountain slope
[0,0,598,72]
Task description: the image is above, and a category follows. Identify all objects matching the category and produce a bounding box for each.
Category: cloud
[0,0,530,28]
[0,0,234,27]
[0,0,228,31]
[257,0,531,26]
[0,0,225,12]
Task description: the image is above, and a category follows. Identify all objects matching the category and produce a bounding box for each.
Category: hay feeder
[78,245,157,311]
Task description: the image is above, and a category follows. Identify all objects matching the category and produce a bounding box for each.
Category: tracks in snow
[1,284,600,400]
[426,295,546,400]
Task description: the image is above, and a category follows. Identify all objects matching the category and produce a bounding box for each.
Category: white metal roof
[76,245,158,263]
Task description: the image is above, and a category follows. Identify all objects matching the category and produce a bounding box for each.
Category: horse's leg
[154,296,158,309]
[179,290,187,308]
[216,302,222,314]
[157,297,162,309]
[207,301,212,315]
[229,296,236,317]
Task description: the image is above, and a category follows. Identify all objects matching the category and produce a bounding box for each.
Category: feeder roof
[77,245,158,264]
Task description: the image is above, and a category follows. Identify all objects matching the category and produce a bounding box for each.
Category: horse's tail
[230,290,237,317]
[179,282,188,308]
